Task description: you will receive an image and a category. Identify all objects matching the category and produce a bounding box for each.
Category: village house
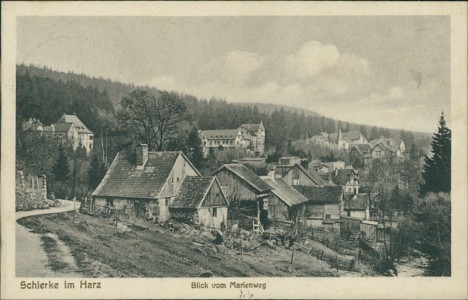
[349,144,372,168]
[331,168,360,195]
[309,132,329,145]
[369,138,406,159]
[22,114,94,153]
[260,172,308,222]
[199,121,265,157]
[169,176,229,230]
[54,114,94,152]
[310,129,368,151]
[275,163,332,187]
[92,144,201,223]
[293,185,343,231]
[317,161,346,175]
[212,164,271,230]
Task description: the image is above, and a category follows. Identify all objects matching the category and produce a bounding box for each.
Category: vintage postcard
[1,1,467,299]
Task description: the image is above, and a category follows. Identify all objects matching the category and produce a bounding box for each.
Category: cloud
[285,40,370,95]
[224,51,264,85]
[285,41,340,81]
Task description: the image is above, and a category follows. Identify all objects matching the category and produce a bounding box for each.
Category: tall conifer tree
[420,112,451,195]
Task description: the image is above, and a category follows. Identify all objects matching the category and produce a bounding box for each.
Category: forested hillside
[16,64,430,153]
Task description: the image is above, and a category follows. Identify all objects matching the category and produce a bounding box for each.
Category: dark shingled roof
[293,185,343,204]
[93,151,183,199]
[351,144,372,158]
[261,176,308,207]
[214,164,271,193]
[170,176,226,209]
[369,138,403,153]
[332,169,358,186]
[57,114,92,134]
[54,123,73,132]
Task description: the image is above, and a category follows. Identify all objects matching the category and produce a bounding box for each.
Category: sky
[17,16,451,133]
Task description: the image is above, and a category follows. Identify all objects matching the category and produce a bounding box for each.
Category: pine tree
[420,112,451,196]
[54,144,70,181]
[88,154,106,189]
[186,126,204,169]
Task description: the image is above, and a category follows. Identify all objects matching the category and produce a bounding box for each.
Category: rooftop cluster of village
[22,115,408,245]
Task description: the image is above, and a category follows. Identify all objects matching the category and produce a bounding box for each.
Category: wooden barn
[261,175,308,222]
[169,176,228,230]
[212,164,272,229]
[92,144,200,223]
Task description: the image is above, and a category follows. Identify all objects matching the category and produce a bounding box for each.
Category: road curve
[16,200,81,277]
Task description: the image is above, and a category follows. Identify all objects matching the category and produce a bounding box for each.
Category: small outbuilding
[169,176,229,230]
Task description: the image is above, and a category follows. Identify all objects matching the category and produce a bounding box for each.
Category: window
[325,213,331,219]
[171,178,174,184]
[165,198,170,206]
[89,136,93,140]
[176,177,180,183]
[211,207,217,217]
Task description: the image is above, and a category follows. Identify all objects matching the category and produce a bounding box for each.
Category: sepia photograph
[2,2,467,299]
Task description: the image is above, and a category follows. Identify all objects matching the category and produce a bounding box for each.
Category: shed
[170,176,228,230]
[212,164,271,227]
[261,176,308,221]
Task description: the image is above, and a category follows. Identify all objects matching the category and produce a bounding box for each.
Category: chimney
[136,144,148,169]
[268,166,277,180]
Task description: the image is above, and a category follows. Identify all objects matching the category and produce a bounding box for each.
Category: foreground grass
[17,212,362,278]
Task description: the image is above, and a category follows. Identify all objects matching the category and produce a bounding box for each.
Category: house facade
[293,185,343,231]
[212,164,271,228]
[92,145,201,223]
[22,114,94,153]
[349,144,372,168]
[261,174,308,222]
[369,138,406,159]
[169,176,229,230]
[199,121,265,157]
[55,114,94,153]
[275,163,332,187]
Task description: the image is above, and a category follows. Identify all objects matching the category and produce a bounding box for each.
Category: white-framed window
[211,207,217,217]
[325,213,331,219]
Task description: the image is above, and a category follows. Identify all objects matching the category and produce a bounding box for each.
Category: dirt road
[16,200,82,277]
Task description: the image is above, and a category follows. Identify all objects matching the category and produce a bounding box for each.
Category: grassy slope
[17,212,366,278]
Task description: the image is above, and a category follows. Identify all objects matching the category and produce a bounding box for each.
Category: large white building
[199,121,265,157]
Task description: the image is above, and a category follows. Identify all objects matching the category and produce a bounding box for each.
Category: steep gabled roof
[170,176,227,209]
[276,163,333,187]
[261,176,308,207]
[213,164,271,193]
[294,185,343,204]
[93,151,195,199]
[54,123,74,133]
[332,169,358,186]
[200,129,240,140]
[351,144,372,158]
[369,138,403,153]
[56,114,92,134]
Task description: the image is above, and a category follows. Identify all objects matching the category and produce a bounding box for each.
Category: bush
[16,187,49,211]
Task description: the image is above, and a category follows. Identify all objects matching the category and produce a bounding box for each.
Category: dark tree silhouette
[185,126,204,170]
[117,90,188,151]
[420,112,451,196]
